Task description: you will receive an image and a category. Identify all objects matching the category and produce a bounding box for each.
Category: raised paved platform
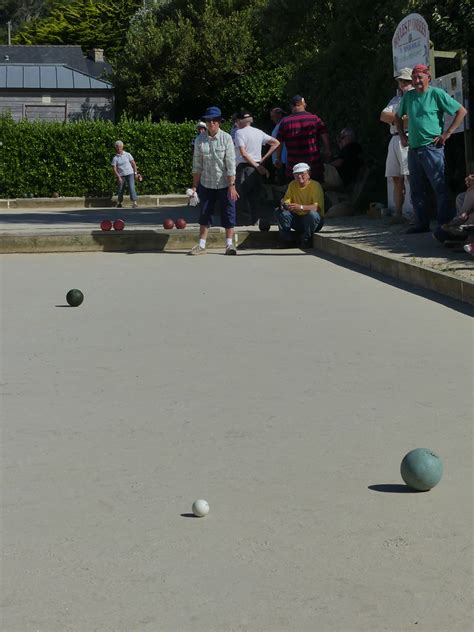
[1,204,472,306]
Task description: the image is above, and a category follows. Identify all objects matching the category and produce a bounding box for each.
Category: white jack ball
[192,499,209,517]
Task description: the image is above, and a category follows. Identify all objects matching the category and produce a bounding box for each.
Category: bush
[0,114,196,198]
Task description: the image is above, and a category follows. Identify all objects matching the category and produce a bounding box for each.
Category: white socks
[199,239,206,249]
[226,238,233,246]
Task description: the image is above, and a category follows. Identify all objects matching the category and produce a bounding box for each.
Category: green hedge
[0,115,199,198]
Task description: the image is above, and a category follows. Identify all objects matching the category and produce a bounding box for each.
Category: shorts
[385,135,409,177]
[198,184,236,229]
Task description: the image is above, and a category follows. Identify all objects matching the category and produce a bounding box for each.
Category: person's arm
[111,158,122,182]
[260,137,280,166]
[380,110,396,125]
[191,140,203,191]
[320,132,331,160]
[394,114,408,146]
[433,105,467,146]
[225,134,238,201]
[130,159,138,176]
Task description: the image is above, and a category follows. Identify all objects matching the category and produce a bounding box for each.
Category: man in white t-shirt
[380,68,413,223]
[111,140,139,208]
[234,110,279,225]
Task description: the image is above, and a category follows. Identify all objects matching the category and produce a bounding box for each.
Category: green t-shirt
[397,86,461,149]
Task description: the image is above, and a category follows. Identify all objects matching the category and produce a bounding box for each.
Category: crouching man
[276,162,324,248]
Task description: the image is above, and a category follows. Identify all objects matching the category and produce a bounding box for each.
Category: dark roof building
[0,45,115,122]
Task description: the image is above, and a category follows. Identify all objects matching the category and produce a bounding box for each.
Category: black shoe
[299,237,313,249]
[116,203,123,208]
[405,224,430,234]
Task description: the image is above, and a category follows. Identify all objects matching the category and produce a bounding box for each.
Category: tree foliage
[12,0,142,58]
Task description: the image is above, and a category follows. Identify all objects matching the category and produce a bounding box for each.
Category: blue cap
[201,106,223,120]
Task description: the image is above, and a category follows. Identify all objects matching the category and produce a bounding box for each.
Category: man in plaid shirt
[275,95,331,183]
[188,106,239,255]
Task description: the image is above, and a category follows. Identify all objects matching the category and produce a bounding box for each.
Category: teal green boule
[66,289,84,307]
[400,448,443,491]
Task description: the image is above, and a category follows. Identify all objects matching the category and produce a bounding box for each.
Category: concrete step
[0,194,189,210]
[0,228,280,253]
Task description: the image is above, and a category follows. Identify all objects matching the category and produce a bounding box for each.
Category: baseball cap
[292,162,310,174]
[291,95,304,106]
[395,68,413,81]
[236,110,252,119]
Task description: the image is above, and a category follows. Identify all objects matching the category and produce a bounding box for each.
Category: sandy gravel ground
[1,250,472,631]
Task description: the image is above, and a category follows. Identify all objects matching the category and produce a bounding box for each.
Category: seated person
[455,174,474,217]
[324,128,363,190]
[433,174,474,246]
[276,162,324,248]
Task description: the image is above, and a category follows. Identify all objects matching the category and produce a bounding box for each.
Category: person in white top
[111,140,139,208]
[380,68,413,223]
[234,110,279,225]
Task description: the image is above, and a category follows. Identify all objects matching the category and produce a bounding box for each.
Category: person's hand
[400,133,409,148]
[287,203,302,213]
[117,175,123,184]
[433,131,451,146]
[257,165,269,178]
[228,184,239,201]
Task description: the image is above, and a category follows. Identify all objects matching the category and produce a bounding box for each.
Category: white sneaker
[225,244,237,255]
[188,244,206,256]
[132,201,138,208]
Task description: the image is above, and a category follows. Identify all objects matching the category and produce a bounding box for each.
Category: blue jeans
[117,174,137,202]
[276,209,323,242]
[407,143,454,227]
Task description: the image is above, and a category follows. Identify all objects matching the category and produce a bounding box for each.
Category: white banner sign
[392,13,430,76]
[432,71,467,133]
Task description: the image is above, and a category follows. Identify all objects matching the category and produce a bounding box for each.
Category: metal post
[460,50,472,172]
[7,21,11,45]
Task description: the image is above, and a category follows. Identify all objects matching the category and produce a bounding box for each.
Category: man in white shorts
[380,68,413,223]
[234,110,280,225]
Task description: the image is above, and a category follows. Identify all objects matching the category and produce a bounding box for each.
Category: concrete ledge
[0,229,282,254]
[313,233,474,306]
[0,194,188,209]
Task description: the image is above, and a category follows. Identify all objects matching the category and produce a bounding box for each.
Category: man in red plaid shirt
[275,95,331,183]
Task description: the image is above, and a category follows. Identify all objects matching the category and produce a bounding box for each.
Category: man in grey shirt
[188,106,238,255]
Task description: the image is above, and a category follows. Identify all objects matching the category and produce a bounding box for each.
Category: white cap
[197,121,206,128]
[292,162,310,174]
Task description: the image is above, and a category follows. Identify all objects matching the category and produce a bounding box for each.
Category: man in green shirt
[395,64,467,234]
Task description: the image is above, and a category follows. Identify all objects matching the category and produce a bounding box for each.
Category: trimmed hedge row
[0,115,200,198]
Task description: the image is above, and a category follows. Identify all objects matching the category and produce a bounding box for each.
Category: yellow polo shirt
[283,180,325,216]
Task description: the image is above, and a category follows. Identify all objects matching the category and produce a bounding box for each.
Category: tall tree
[114,0,278,121]
[12,0,142,58]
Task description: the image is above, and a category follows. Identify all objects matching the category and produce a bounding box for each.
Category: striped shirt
[276,111,328,178]
[192,128,236,189]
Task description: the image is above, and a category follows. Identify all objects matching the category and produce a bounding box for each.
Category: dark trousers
[236,164,263,224]
[198,185,236,228]
[276,208,323,241]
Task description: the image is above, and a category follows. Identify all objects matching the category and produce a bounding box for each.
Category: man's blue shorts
[198,184,236,229]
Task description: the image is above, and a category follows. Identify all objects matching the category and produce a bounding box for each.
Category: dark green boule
[66,289,84,307]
